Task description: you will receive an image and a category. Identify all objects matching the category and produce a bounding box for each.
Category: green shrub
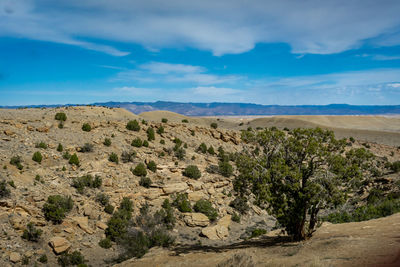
[229,197,249,214]
[207,146,215,155]
[132,163,147,177]
[183,165,201,179]
[194,199,218,221]
[190,130,195,136]
[147,160,157,172]
[57,143,63,152]
[131,138,142,147]
[63,151,71,160]
[105,198,133,241]
[172,193,192,212]
[22,222,42,242]
[141,119,147,125]
[96,193,109,206]
[126,120,140,131]
[58,121,64,129]
[7,180,15,188]
[174,147,186,160]
[198,143,207,153]
[10,155,23,170]
[147,127,155,141]
[57,251,86,267]
[121,151,136,163]
[55,112,67,121]
[72,175,102,194]
[32,151,43,164]
[143,140,149,147]
[109,152,119,164]
[250,228,267,238]
[0,180,10,199]
[160,139,165,145]
[82,123,91,132]
[210,122,218,129]
[391,161,400,173]
[104,204,114,214]
[139,177,152,188]
[104,138,112,147]
[80,143,94,153]
[161,118,168,123]
[99,238,112,249]
[157,126,164,134]
[349,136,355,143]
[120,197,134,213]
[232,212,241,223]
[68,153,79,166]
[38,254,48,263]
[42,195,73,224]
[160,199,176,229]
[218,160,233,177]
[35,141,47,149]
[182,119,188,123]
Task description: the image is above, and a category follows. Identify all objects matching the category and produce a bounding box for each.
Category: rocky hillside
[0,106,399,266]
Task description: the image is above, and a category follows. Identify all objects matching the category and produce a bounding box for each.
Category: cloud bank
[1,0,400,56]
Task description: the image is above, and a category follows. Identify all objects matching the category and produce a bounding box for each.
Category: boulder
[217,215,232,228]
[188,191,206,202]
[72,216,94,234]
[49,236,71,254]
[162,182,189,195]
[201,225,229,240]
[183,213,210,227]
[9,252,21,263]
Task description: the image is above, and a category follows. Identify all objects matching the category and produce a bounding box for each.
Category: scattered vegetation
[104,138,112,147]
[161,118,168,123]
[22,222,42,242]
[126,120,140,131]
[131,163,147,177]
[32,151,43,164]
[99,238,112,249]
[80,143,94,153]
[68,153,79,166]
[96,193,110,206]
[172,193,192,212]
[210,122,218,129]
[57,143,63,152]
[131,138,143,147]
[147,160,157,172]
[57,250,86,267]
[194,199,218,221]
[42,195,73,224]
[157,126,164,134]
[35,141,48,149]
[139,177,152,188]
[121,151,136,163]
[0,181,11,198]
[183,165,201,179]
[10,155,23,170]
[229,197,250,214]
[72,174,102,194]
[81,123,92,132]
[109,152,119,164]
[147,127,155,141]
[182,119,189,123]
[55,112,67,121]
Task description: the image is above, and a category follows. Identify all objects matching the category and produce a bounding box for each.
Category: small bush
[104,204,114,214]
[391,161,400,173]
[207,146,215,155]
[121,151,136,163]
[218,160,233,177]
[109,152,119,164]
[157,126,164,134]
[58,121,64,129]
[32,151,43,164]
[173,193,192,212]
[57,143,63,152]
[174,147,186,160]
[229,197,249,214]
[182,119,188,123]
[126,120,140,131]
[131,138,142,147]
[72,175,102,194]
[42,195,73,224]
[55,112,67,121]
[232,212,241,223]
[183,165,201,179]
[250,228,267,238]
[96,193,109,206]
[349,136,355,143]
[38,254,48,263]
[0,180,10,198]
[82,123,91,132]
[7,180,15,188]
[161,118,168,123]
[80,143,94,153]
[10,155,23,170]
[210,122,218,129]
[147,127,155,141]
[68,153,79,166]
[160,139,165,145]
[22,222,42,242]
[194,199,218,221]
[104,138,112,147]
[57,251,86,267]
[143,140,149,147]
[99,238,112,249]
[35,141,47,149]
[132,163,147,177]
[63,151,71,160]
[147,160,157,172]
[198,143,207,154]
[190,130,195,136]
[139,177,152,188]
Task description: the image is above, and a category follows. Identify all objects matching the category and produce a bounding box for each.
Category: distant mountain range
[2,101,400,116]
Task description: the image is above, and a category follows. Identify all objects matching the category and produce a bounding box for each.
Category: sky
[1,0,400,106]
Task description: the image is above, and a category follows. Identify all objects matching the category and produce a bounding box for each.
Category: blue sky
[1,0,400,106]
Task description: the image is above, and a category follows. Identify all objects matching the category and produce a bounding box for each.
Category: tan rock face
[201,225,229,240]
[9,252,21,263]
[183,213,210,227]
[72,216,94,234]
[49,236,71,254]
[217,215,232,228]
[162,182,189,195]
[188,191,206,202]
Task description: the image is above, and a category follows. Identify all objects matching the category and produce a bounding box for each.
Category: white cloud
[1,0,400,55]
[192,86,242,96]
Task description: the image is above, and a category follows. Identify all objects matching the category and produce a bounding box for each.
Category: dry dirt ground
[0,107,399,267]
